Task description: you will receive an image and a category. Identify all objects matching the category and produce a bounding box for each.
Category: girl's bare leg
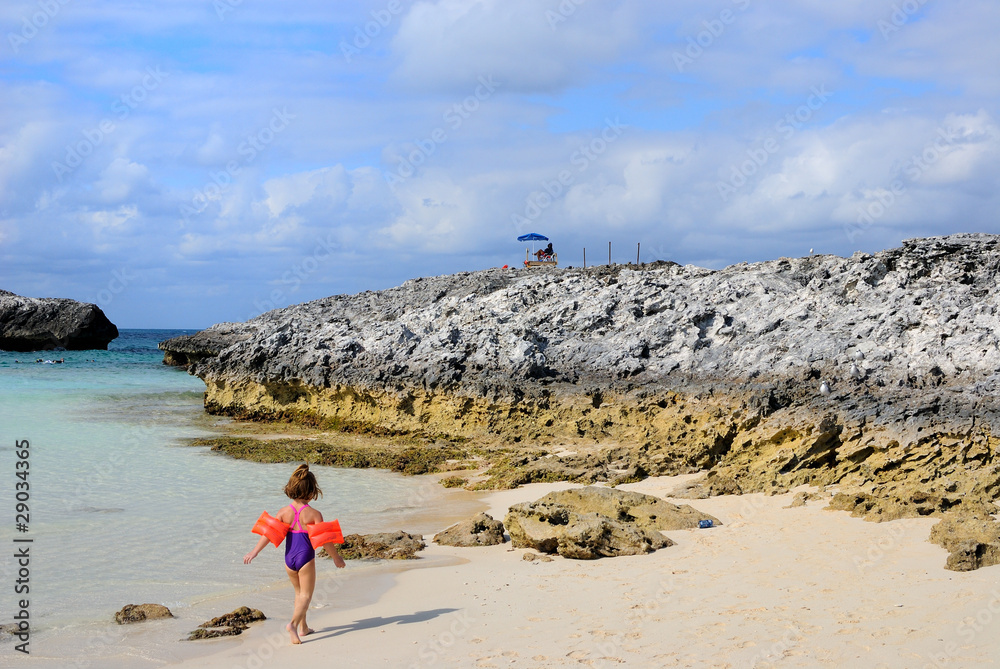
[285,566,303,644]
[290,560,316,639]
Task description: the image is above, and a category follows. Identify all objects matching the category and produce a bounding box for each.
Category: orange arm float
[252,511,291,548]
[307,520,344,549]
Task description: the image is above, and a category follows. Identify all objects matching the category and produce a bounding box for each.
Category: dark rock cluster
[1,289,118,351]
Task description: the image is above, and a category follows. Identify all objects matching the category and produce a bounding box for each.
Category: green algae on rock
[325,531,426,560]
[193,436,471,476]
[187,606,265,640]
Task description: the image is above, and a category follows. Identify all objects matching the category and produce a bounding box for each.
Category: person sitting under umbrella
[535,242,554,260]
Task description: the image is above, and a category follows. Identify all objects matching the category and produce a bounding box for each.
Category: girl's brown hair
[284,464,322,501]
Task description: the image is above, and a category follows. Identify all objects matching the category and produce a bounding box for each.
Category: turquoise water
[0,331,475,645]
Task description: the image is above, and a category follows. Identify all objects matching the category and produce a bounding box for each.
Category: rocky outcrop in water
[0,289,118,351]
[114,603,173,625]
[163,234,1000,569]
[158,322,257,367]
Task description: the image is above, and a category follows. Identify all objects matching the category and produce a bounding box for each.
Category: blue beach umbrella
[517,233,549,259]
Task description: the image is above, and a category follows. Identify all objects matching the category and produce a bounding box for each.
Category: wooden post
[583,247,586,268]
[636,242,640,265]
[608,241,611,266]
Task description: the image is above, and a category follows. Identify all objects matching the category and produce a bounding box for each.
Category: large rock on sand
[930,516,1000,572]
[539,486,720,530]
[505,501,674,559]
[115,604,173,625]
[0,290,118,351]
[434,513,506,547]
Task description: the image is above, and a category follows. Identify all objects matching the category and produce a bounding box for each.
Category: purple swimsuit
[284,503,315,571]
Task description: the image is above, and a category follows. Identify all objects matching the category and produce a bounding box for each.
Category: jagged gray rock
[1,290,118,351]
[164,234,1000,421]
[158,322,259,367]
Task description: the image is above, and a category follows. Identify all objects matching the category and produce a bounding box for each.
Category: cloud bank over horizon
[2,0,999,327]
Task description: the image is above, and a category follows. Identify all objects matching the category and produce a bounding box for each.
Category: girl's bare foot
[287,622,302,645]
[299,625,315,636]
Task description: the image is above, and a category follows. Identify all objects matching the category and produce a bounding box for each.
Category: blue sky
[2,0,999,327]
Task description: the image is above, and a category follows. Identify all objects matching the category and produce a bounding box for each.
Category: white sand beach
[150,475,1000,669]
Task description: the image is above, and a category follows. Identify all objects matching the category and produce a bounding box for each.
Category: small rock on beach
[187,606,265,641]
[434,513,506,547]
[114,604,173,625]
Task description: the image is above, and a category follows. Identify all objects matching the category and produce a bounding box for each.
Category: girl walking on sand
[244,463,346,644]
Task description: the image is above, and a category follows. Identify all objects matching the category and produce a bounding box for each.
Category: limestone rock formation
[0,290,118,351]
[434,513,506,547]
[505,500,674,559]
[163,234,1000,569]
[158,322,258,367]
[331,531,426,560]
[114,604,173,624]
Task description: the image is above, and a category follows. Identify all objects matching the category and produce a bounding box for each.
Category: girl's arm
[243,535,271,565]
[307,509,346,568]
[324,543,347,569]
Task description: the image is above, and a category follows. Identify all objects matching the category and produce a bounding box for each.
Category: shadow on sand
[313,608,461,639]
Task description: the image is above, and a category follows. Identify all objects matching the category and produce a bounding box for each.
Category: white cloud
[94,158,150,202]
[81,204,138,235]
[391,0,639,93]
[263,166,351,217]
